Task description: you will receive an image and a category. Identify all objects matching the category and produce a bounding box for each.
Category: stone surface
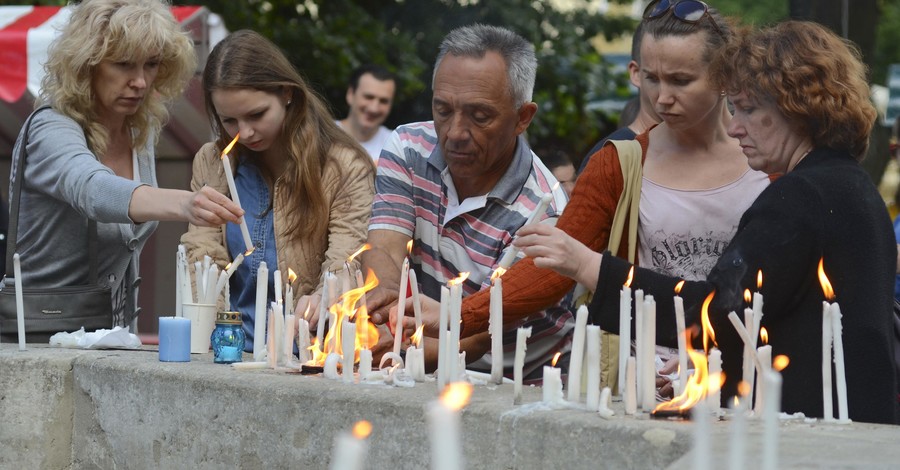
[1,345,899,469]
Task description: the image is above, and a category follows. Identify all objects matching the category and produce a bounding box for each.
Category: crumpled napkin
[49,326,142,349]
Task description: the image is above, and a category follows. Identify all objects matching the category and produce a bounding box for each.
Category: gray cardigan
[9,109,158,326]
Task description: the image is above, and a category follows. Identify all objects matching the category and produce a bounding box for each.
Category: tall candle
[253,262,268,361]
[641,295,656,411]
[624,356,637,415]
[213,269,229,305]
[297,317,311,364]
[496,192,553,270]
[329,421,371,470]
[673,284,688,396]
[691,399,712,470]
[707,347,722,413]
[409,269,423,331]
[585,325,602,410]
[448,279,464,383]
[438,286,450,391]
[317,273,332,350]
[567,305,589,403]
[326,273,341,353]
[741,307,756,405]
[284,314,296,363]
[273,269,283,308]
[269,301,284,369]
[175,246,184,317]
[393,257,409,357]
[342,318,356,383]
[634,289,644,402]
[830,303,849,422]
[13,253,25,350]
[194,261,203,303]
[513,326,532,405]
[727,397,749,470]
[755,344,772,413]
[489,276,504,384]
[821,300,834,421]
[618,278,632,397]
[427,383,472,470]
[355,268,370,349]
[220,135,254,253]
[762,370,782,470]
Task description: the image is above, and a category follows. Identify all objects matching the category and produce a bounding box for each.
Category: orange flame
[744,289,752,304]
[757,269,763,289]
[287,268,297,284]
[674,280,685,295]
[654,347,710,413]
[737,380,751,398]
[491,266,507,282]
[406,240,413,255]
[448,272,470,286]
[303,304,312,321]
[352,420,372,439]
[411,325,424,348]
[440,382,473,411]
[243,247,256,256]
[347,244,371,264]
[760,327,769,345]
[701,291,717,351]
[625,266,634,288]
[224,262,232,271]
[311,270,380,365]
[551,351,562,367]
[773,355,789,372]
[817,258,835,300]
[220,133,240,159]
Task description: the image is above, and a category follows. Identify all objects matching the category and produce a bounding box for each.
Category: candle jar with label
[211,311,245,364]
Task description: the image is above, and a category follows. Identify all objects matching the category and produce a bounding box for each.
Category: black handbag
[0,107,113,343]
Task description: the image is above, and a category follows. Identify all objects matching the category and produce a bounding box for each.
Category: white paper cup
[181,303,216,354]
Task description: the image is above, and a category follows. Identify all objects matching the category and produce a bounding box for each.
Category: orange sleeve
[459,133,650,336]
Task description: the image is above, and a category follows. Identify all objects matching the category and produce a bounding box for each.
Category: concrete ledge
[2,346,899,469]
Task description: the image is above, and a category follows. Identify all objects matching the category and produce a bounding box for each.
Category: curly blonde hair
[39,0,196,157]
[709,21,876,160]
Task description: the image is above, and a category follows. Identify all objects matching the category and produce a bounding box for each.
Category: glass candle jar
[211,311,245,364]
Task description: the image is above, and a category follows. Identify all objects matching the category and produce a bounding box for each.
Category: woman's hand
[183,186,244,227]
[514,223,602,288]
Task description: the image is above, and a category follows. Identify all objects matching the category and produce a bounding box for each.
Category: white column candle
[542,365,564,405]
[830,303,849,422]
[409,269,423,331]
[358,349,372,380]
[755,344,772,413]
[674,290,688,396]
[427,383,471,470]
[618,283,632,397]
[213,269,229,305]
[355,268,370,349]
[194,261,203,303]
[597,387,615,419]
[567,305,589,403]
[393,257,409,356]
[634,289,644,403]
[496,192,552,270]
[342,318,357,383]
[317,273,332,350]
[585,325,602,410]
[329,421,371,470]
[821,300,834,421]
[285,284,294,317]
[407,344,426,382]
[707,347,722,413]
[624,356,637,415]
[691,399,712,470]
[269,301,284,369]
[253,262,268,361]
[438,286,450,391]
[448,280,463,383]
[727,397,748,470]
[513,326,532,405]
[273,269,282,307]
[741,307,755,404]
[641,295,656,411]
[762,370,782,470]
[489,276,504,384]
[284,314,295,363]
[13,253,25,350]
[220,150,254,253]
[297,318,311,364]
[327,273,341,354]
[175,247,184,317]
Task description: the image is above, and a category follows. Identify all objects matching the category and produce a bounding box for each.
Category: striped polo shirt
[370,121,573,382]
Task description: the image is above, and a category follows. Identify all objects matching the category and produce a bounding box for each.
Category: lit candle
[708,347,722,414]
[727,394,749,470]
[253,261,268,361]
[496,191,553,270]
[513,326,532,405]
[585,324,602,410]
[329,420,371,470]
[640,295,656,411]
[755,341,772,413]
[407,327,426,382]
[567,305,589,403]
[355,268,370,349]
[448,273,468,383]
[634,289,644,403]
[741,304,755,406]
[674,281,688,397]
[358,349,372,380]
[618,268,634,397]
[297,314,311,364]
[542,352,564,405]
[285,268,297,316]
[691,399,712,470]
[409,269,423,332]
[624,356,637,415]
[821,300,834,421]
[761,369,782,470]
[326,273,341,353]
[489,271,504,384]
[13,253,25,350]
[427,382,472,470]
[830,303,849,422]
[213,267,228,305]
[393,256,409,357]
[317,272,332,350]
[437,286,450,391]
[219,133,254,252]
[342,318,356,383]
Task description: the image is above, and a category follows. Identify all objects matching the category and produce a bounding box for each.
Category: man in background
[338,64,396,161]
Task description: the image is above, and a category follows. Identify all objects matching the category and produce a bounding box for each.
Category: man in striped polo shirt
[362,24,573,383]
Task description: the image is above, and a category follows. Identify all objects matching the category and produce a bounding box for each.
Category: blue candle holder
[211,311,245,364]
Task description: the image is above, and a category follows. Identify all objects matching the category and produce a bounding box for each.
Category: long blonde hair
[39,0,196,156]
[203,30,372,242]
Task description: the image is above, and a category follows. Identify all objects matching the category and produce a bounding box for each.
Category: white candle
[727,311,764,375]
[821,300,834,421]
[326,273,341,353]
[355,268,370,349]
[220,150,254,253]
[634,289,644,402]
[175,246,184,317]
[253,262,268,361]
[438,286,450,391]
[691,399,712,470]
[393,257,409,357]
[273,269,282,307]
[567,305,589,403]
[641,295,656,411]
[13,253,25,350]
[830,303,849,422]
[597,387,614,419]
[513,326,532,405]
[542,365,563,405]
[448,280,463,383]
[324,352,341,379]
[427,383,472,470]
[741,307,756,404]
[297,318,311,364]
[409,269,423,332]
[624,356,637,415]
[674,292,688,396]
[269,301,284,369]
[358,349,372,380]
[489,276,504,384]
[618,283,632,397]
[407,345,426,382]
[496,192,553,270]
[585,325,602,410]
[755,345,772,413]
[284,314,295,363]
[762,369,782,470]
[194,261,203,303]
[329,421,371,470]
[727,397,749,470]
[212,267,228,305]
[342,318,357,383]
[317,273,331,350]
[707,347,722,413]
[285,284,294,317]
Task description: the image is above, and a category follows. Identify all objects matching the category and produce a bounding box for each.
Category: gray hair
[432,24,537,108]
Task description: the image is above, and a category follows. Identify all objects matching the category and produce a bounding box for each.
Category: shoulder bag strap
[607,139,643,263]
[6,107,100,284]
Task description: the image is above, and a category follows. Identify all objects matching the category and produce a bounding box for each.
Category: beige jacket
[180,142,375,302]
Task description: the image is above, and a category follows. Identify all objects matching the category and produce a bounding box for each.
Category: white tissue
[49,326,142,349]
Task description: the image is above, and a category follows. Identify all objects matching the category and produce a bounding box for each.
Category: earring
[720,91,726,97]
[286,100,292,106]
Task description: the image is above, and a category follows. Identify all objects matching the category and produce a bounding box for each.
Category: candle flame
[760,327,769,345]
[312,269,380,364]
[737,380,751,398]
[303,304,311,320]
[243,247,256,256]
[817,258,835,301]
[406,240,413,255]
[220,133,240,159]
[491,266,507,282]
[287,268,297,284]
[744,289,752,304]
[624,266,634,288]
[347,244,371,264]
[701,291,717,351]
[551,181,560,192]
[440,382,473,411]
[757,269,763,289]
[411,325,424,348]
[773,354,790,372]
[551,351,562,367]
[448,272,470,286]
[653,346,710,413]
[674,279,685,295]
[352,420,372,439]
[224,262,232,271]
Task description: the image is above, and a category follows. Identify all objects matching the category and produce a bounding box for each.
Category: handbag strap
[6,107,100,283]
[607,139,643,263]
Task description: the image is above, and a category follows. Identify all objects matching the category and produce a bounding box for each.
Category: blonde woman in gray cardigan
[180,30,375,349]
[10,0,242,331]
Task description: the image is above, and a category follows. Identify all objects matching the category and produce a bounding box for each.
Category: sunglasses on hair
[643,0,725,39]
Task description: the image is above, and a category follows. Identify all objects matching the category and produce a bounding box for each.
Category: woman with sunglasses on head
[519,22,900,424]
[180,30,375,350]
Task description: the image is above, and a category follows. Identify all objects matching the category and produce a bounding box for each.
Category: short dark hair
[348,64,395,90]
[538,147,574,172]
